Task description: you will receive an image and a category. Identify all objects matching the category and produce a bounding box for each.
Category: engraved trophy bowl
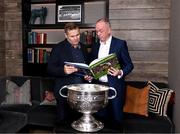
[59,83,117,132]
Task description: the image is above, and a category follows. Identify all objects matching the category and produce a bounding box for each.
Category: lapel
[95,37,115,57]
[109,37,116,54]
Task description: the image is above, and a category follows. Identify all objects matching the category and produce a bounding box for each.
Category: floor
[18,125,54,133]
[29,129,53,133]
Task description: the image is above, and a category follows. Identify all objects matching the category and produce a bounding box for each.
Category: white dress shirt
[98,36,112,82]
[97,36,123,82]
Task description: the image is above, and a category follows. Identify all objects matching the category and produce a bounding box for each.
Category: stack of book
[28,32,47,44]
[27,48,51,63]
[80,30,98,46]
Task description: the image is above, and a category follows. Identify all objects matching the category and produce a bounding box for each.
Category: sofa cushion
[27,105,56,127]
[0,111,27,133]
[123,85,149,116]
[147,81,174,116]
[1,80,32,105]
[40,99,57,106]
[40,90,56,106]
[124,113,174,133]
[0,104,32,113]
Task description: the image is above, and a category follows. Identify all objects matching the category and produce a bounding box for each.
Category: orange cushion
[123,85,149,116]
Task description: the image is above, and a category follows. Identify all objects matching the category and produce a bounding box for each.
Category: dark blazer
[47,39,89,121]
[91,36,134,123]
[47,39,89,93]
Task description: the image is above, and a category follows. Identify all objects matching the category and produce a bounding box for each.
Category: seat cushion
[123,113,175,133]
[0,104,32,113]
[0,111,27,133]
[27,105,56,127]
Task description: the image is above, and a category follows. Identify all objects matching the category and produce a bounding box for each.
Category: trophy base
[71,114,104,132]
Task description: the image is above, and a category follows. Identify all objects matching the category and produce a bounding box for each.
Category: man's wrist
[117,70,123,79]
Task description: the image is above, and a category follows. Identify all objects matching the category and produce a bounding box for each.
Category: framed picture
[57,4,82,23]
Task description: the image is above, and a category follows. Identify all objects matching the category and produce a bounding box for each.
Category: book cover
[64,53,120,79]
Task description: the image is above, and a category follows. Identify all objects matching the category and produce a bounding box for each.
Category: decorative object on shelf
[29,7,48,24]
[57,4,81,23]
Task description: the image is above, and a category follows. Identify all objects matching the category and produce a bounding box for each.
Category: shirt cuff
[117,70,123,79]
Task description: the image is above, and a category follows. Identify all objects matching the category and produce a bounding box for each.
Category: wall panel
[109,0,171,82]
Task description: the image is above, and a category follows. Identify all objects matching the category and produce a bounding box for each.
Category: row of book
[27,48,51,63]
[27,30,98,46]
[80,30,99,46]
[28,32,47,44]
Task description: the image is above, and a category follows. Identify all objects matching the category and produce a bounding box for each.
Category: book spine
[32,32,37,44]
[86,31,92,45]
[36,32,40,44]
[43,49,47,63]
[27,48,32,63]
[28,32,32,44]
[39,49,44,63]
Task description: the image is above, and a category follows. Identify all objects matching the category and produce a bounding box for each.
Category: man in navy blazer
[91,18,134,125]
[47,22,89,124]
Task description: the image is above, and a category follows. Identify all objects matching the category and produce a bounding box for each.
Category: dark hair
[64,22,79,34]
[96,18,111,27]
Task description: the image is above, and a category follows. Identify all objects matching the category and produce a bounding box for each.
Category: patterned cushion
[123,85,149,116]
[40,90,56,106]
[1,80,32,105]
[147,81,173,116]
[40,99,57,106]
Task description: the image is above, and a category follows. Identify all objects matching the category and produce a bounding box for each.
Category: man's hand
[64,65,78,74]
[84,75,93,83]
[108,67,122,77]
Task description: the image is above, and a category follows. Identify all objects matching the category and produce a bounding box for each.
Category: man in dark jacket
[91,18,134,125]
[47,22,89,124]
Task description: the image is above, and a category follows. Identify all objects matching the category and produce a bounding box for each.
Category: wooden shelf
[31,0,56,4]
[26,24,95,29]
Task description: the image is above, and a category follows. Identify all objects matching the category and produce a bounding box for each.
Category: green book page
[89,53,120,79]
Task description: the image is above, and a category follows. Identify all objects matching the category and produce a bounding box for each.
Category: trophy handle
[59,85,68,98]
[108,87,117,99]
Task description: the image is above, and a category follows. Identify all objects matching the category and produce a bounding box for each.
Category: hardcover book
[65,53,120,79]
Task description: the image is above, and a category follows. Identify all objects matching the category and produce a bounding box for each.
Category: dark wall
[169,0,180,132]
[0,0,6,75]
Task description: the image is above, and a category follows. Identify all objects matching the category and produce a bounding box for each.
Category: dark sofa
[124,81,175,133]
[0,76,56,133]
[0,76,175,133]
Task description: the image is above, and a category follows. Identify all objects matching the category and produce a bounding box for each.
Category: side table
[53,120,123,133]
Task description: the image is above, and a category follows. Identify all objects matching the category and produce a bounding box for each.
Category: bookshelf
[22,0,109,77]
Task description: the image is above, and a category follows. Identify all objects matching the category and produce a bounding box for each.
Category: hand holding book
[84,75,93,83]
[108,66,123,79]
[64,64,78,75]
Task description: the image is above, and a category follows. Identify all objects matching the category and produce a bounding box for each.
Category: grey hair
[96,18,111,27]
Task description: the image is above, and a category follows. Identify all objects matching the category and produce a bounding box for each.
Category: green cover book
[64,53,120,79]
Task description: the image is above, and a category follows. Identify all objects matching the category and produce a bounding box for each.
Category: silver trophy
[59,83,117,132]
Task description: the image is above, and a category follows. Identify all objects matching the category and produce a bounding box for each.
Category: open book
[65,53,121,79]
